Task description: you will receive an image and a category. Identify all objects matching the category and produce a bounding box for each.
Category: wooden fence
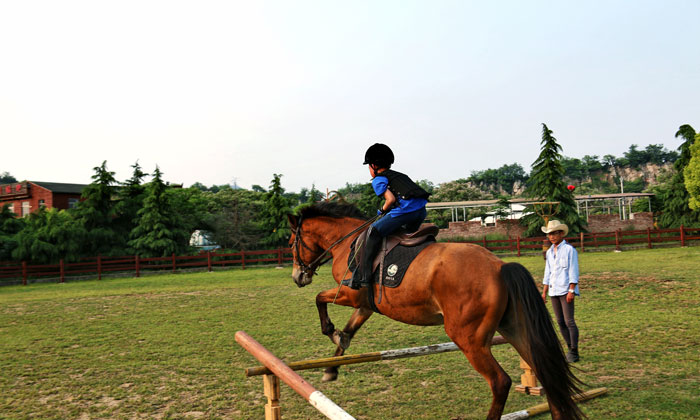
[0,248,294,286]
[1,225,698,286]
[456,225,700,256]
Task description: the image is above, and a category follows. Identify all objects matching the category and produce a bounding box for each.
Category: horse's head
[287,214,323,287]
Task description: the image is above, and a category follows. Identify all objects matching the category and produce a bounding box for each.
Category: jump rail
[245,336,507,377]
[238,331,605,419]
[235,331,355,420]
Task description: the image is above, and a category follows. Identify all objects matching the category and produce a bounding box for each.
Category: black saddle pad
[347,237,435,288]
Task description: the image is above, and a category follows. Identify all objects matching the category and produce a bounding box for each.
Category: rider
[349,143,430,289]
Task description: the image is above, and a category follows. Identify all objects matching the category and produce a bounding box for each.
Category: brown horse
[287,202,584,420]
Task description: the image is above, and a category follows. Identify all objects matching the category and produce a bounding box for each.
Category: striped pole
[500,387,608,420]
[235,331,356,420]
[246,336,507,377]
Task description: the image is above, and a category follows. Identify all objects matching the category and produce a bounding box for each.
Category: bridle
[291,214,380,279]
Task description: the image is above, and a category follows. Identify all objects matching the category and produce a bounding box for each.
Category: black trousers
[550,295,579,350]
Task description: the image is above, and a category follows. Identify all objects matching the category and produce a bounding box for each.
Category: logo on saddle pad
[387,264,399,278]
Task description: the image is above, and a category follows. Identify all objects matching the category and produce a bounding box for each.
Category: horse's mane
[297,201,368,221]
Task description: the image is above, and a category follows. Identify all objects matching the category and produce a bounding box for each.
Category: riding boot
[349,229,383,289]
[566,347,580,363]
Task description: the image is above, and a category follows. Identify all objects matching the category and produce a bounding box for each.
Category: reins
[293,214,381,278]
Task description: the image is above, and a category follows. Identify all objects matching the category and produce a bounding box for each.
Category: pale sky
[2,1,699,193]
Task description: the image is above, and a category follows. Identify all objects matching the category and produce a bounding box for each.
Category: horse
[287,202,584,420]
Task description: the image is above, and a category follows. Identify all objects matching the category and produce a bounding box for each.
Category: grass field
[1,246,699,420]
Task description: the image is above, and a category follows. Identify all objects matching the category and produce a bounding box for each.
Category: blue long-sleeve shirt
[543,240,580,296]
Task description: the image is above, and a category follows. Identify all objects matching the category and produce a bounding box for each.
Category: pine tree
[522,124,586,236]
[73,161,122,256]
[260,174,292,247]
[128,167,190,257]
[658,125,700,227]
[114,161,149,249]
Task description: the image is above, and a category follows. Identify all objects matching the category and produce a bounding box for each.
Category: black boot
[566,347,580,363]
[349,229,382,289]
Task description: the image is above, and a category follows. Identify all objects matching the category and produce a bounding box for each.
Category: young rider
[349,143,430,289]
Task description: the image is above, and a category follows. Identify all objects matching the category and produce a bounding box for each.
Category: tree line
[1,124,698,263]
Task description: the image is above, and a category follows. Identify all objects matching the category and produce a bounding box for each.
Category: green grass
[1,247,699,419]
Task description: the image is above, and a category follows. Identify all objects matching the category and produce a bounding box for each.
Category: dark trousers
[550,295,579,350]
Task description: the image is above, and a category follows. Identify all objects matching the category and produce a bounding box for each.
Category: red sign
[4,186,9,194]
[15,184,21,191]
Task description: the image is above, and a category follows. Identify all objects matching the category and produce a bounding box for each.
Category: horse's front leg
[316,288,373,382]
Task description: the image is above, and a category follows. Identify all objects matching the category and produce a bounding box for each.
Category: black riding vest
[378,169,430,200]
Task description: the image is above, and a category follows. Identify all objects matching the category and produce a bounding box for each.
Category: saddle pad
[374,240,434,288]
[347,237,435,288]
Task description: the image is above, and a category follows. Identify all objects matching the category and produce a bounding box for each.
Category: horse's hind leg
[446,324,512,420]
[321,306,373,382]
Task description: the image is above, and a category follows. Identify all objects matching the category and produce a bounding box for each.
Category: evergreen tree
[12,208,84,263]
[522,124,586,236]
[128,167,191,257]
[260,174,292,247]
[73,161,122,256]
[114,161,149,250]
[658,125,700,227]
[684,133,700,210]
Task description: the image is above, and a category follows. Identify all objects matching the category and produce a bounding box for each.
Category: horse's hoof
[332,330,350,350]
[321,371,338,382]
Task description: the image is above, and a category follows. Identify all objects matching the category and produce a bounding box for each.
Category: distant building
[189,230,220,251]
[0,181,87,216]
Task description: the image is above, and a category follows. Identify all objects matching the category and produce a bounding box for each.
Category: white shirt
[543,239,580,296]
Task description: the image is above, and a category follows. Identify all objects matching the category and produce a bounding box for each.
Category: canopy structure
[426,193,654,223]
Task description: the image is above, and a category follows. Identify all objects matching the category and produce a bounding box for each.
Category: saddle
[346,223,438,314]
[366,224,439,272]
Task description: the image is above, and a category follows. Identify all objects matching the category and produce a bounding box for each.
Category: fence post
[680,224,685,247]
[207,251,212,272]
[97,255,102,280]
[172,253,177,273]
[483,236,487,249]
[22,261,27,286]
[263,374,282,420]
[516,236,521,257]
[277,248,283,267]
[60,259,65,283]
[241,251,246,270]
[647,228,652,249]
[615,230,620,251]
[135,255,140,278]
[580,232,584,253]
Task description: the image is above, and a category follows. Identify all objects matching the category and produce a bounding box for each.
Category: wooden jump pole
[235,331,356,420]
[245,336,508,377]
[501,387,608,420]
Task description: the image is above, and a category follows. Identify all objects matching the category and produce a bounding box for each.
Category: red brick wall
[438,212,655,240]
[0,183,83,215]
[586,212,654,232]
[438,219,528,240]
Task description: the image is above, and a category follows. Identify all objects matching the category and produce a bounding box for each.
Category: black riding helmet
[363,143,394,168]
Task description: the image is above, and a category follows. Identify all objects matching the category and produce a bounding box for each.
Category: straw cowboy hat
[541,220,569,236]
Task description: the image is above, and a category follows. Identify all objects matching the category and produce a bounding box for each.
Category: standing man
[541,220,581,362]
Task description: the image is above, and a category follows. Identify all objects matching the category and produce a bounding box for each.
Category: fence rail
[1,225,698,285]
[0,248,294,286]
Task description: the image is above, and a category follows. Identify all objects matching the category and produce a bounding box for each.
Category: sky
[1,1,699,193]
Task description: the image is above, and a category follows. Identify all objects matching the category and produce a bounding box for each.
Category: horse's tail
[500,262,585,420]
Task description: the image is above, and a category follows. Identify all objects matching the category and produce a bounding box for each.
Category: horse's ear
[287,214,298,229]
